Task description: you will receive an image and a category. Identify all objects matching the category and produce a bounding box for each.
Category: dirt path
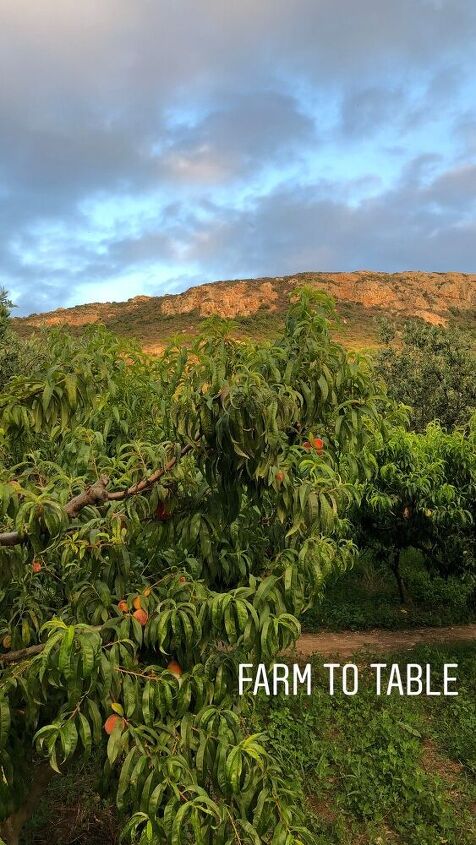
[294,624,476,659]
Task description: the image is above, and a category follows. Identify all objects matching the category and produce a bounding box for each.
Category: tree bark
[0,762,56,845]
[390,549,407,604]
[0,625,102,666]
[0,643,44,665]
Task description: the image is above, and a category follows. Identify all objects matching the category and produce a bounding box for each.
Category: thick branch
[0,444,192,548]
[0,625,103,666]
[0,643,45,664]
[0,531,21,547]
[65,474,109,517]
[108,444,192,500]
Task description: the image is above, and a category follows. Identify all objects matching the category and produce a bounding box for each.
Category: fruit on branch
[178,576,186,584]
[103,714,125,735]
[117,600,129,614]
[303,437,324,452]
[132,608,148,626]
[32,560,42,573]
[132,596,142,610]
[155,502,171,521]
[142,586,152,596]
[2,634,11,649]
[275,470,285,483]
[167,659,183,678]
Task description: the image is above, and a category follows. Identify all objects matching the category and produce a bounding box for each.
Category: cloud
[0,0,475,314]
[174,159,476,276]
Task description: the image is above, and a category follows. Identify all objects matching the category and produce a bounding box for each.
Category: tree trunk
[390,550,407,604]
[0,817,19,845]
[0,762,56,845]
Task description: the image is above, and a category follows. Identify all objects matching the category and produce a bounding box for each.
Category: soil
[294,623,476,660]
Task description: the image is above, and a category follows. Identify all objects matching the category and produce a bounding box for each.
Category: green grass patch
[253,643,476,845]
[303,550,476,631]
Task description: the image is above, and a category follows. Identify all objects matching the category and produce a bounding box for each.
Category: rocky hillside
[13,271,476,352]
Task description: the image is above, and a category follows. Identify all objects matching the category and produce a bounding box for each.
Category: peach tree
[375,317,476,432]
[0,291,383,844]
[359,419,476,602]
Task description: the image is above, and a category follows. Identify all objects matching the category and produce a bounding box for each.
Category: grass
[253,642,476,845]
[302,550,476,632]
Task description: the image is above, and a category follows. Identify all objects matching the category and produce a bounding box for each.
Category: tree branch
[64,474,110,517]
[0,444,193,548]
[0,531,21,547]
[0,625,105,666]
[108,444,192,500]
[0,643,45,664]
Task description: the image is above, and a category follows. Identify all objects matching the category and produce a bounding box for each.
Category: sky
[0,0,475,316]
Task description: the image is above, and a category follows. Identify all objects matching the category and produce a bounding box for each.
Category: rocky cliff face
[13,270,475,340]
[156,271,475,324]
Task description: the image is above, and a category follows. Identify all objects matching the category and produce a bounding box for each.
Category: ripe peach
[275,470,285,483]
[132,596,142,610]
[32,561,42,573]
[167,659,183,678]
[155,502,171,521]
[103,714,125,735]
[117,600,129,614]
[314,437,324,451]
[133,608,148,626]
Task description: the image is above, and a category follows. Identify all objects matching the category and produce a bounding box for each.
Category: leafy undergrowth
[253,643,476,845]
[303,550,476,631]
[24,644,476,845]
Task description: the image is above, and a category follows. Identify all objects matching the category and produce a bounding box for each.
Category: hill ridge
[13,270,476,352]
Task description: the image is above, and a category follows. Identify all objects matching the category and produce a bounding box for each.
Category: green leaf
[77,713,92,757]
[58,625,75,677]
[60,719,78,762]
[107,720,124,765]
[117,748,138,810]
[318,373,329,402]
[0,698,11,751]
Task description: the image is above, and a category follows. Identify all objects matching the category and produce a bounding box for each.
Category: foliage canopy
[375,318,476,432]
[0,290,385,844]
[360,419,476,600]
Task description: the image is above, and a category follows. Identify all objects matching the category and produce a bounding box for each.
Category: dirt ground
[294,624,476,659]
